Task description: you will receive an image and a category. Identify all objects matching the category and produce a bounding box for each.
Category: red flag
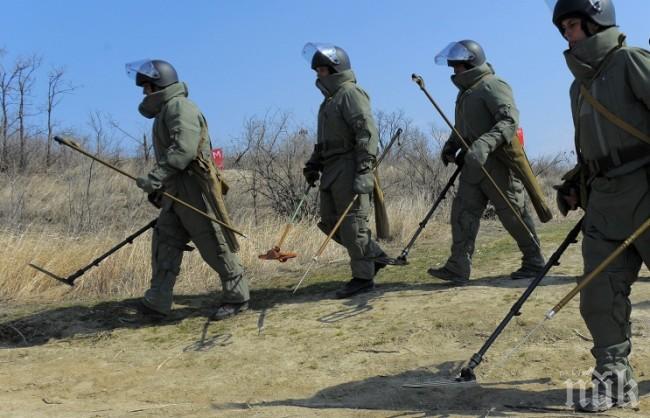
[212,148,224,169]
[516,127,524,147]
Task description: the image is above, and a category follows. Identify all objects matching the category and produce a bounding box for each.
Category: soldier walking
[551,0,650,411]
[428,40,546,284]
[126,59,250,320]
[301,43,389,298]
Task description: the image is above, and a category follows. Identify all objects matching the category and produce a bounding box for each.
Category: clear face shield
[544,0,557,11]
[434,42,475,66]
[301,42,340,66]
[125,59,159,81]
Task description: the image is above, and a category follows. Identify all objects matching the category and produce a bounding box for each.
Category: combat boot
[427,266,469,285]
[576,385,616,412]
[575,372,638,412]
[576,342,640,412]
[141,287,173,317]
[510,263,545,280]
[138,299,169,321]
[211,301,249,321]
[373,253,392,277]
[335,278,374,298]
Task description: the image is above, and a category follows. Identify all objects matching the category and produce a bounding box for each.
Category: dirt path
[2,220,649,417]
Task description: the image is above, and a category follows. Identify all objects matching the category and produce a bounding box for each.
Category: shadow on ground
[0,273,581,349]
[211,361,650,416]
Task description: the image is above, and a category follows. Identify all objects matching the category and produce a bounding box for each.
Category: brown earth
[1,219,649,417]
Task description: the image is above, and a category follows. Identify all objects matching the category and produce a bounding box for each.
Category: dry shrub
[0,109,573,302]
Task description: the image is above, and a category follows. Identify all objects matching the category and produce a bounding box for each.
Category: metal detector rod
[315,196,357,259]
[546,216,650,320]
[293,128,403,293]
[394,165,462,264]
[411,75,540,250]
[29,219,158,286]
[54,136,247,238]
[457,218,583,381]
[28,263,72,287]
[275,184,313,249]
[467,217,650,382]
[289,185,313,224]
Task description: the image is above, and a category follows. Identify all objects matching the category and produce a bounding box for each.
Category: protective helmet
[302,42,351,73]
[550,0,616,33]
[125,59,178,88]
[435,40,486,68]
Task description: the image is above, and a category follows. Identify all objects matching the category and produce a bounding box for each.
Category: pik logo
[564,369,639,409]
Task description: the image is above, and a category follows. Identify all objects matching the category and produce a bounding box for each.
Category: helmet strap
[581,17,606,37]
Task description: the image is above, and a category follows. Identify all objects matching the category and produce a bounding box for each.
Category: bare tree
[45,66,75,166]
[530,150,573,178]
[0,49,19,170]
[233,112,317,219]
[109,117,151,163]
[375,109,409,151]
[14,54,41,170]
[88,110,111,155]
[373,110,453,198]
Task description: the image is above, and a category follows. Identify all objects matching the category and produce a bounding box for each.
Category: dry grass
[0,160,565,302]
[0,199,441,302]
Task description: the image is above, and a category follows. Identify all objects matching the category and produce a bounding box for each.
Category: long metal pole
[546,216,650,319]
[393,165,462,265]
[29,219,159,286]
[54,136,247,238]
[293,128,403,292]
[411,75,540,249]
[274,184,313,249]
[456,218,584,381]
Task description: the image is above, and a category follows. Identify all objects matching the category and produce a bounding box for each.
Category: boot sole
[335,283,375,299]
[427,269,469,285]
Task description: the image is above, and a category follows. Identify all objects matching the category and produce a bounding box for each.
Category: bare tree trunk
[0,50,18,171]
[46,67,75,167]
[18,79,25,170]
[15,55,41,171]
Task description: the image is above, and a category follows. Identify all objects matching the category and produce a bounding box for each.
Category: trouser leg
[485,170,544,269]
[444,180,487,278]
[580,232,642,401]
[318,183,384,281]
[143,210,189,315]
[174,180,248,304]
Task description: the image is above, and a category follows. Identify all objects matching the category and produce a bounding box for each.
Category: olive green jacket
[565,27,650,177]
[444,63,520,184]
[307,69,379,190]
[562,27,650,240]
[139,82,213,194]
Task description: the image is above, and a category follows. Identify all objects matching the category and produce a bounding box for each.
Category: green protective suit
[138,82,249,315]
[440,63,544,279]
[306,69,385,280]
[563,27,650,390]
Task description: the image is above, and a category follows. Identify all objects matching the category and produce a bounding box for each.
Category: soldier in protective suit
[550,0,650,411]
[428,40,546,284]
[302,43,388,298]
[126,59,250,321]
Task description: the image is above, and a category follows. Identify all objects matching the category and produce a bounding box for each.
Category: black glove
[553,183,579,217]
[147,190,164,209]
[303,164,321,187]
[441,142,459,166]
[553,164,585,216]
